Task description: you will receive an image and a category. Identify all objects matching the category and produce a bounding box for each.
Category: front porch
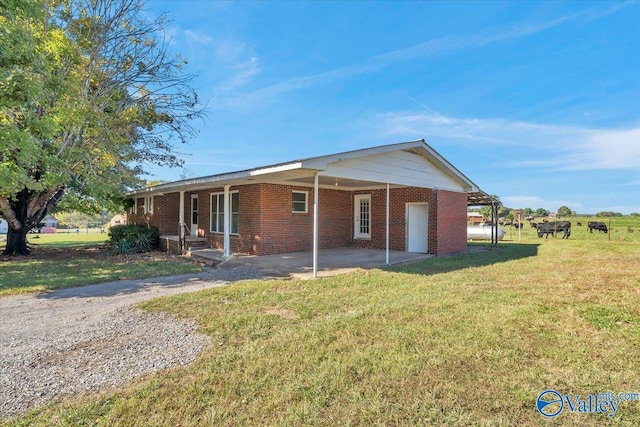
[187,247,433,279]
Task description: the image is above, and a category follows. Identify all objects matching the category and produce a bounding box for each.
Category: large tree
[557,206,573,218]
[0,0,202,254]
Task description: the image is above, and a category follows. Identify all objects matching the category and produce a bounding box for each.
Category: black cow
[537,221,571,239]
[588,221,608,233]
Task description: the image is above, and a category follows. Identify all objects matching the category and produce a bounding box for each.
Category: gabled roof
[129,139,497,205]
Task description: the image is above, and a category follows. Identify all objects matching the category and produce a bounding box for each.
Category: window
[145,196,154,214]
[211,192,239,234]
[292,191,308,213]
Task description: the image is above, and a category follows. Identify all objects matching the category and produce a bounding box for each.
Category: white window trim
[145,196,154,214]
[292,190,309,214]
[210,191,239,235]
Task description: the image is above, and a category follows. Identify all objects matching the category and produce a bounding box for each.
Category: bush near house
[108,225,160,254]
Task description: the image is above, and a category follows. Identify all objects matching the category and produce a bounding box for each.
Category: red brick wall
[436,190,468,255]
[150,184,468,257]
[318,188,353,250]
[151,193,180,235]
[206,184,353,255]
[351,187,437,254]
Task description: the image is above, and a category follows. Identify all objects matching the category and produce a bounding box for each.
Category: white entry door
[354,194,371,239]
[190,195,198,236]
[406,203,428,253]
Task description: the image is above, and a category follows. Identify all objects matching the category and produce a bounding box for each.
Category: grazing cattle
[576,222,582,227]
[537,221,571,239]
[588,221,608,233]
[512,223,523,229]
[628,227,634,233]
[530,222,537,229]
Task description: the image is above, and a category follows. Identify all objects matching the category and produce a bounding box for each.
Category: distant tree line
[469,205,635,222]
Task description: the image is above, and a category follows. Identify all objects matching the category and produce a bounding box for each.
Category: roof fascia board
[248,162,305,176]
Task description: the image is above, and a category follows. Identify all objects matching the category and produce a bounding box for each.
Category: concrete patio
[190,247,433,279]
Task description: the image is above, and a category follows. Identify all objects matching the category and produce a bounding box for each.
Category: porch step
[189,248,225,265]
[186,238,209,250]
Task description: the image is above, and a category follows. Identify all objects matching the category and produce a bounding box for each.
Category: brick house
[127,140,496,273]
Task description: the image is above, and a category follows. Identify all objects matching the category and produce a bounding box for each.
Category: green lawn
[7,238,640,426]
[23,230,111,248]
[0,231,203,296]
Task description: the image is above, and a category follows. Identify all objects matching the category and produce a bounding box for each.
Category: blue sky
[145,1,640,215]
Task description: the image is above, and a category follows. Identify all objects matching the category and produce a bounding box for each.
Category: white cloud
[184,30,212,45]
[218,57,260,91]
[373,110,640,171]
[205,39,261,91]
[565,128,640,170]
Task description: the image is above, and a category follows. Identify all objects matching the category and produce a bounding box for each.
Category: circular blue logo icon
[537,389,564,418]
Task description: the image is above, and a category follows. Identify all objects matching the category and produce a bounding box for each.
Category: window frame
[292,190,309,214]
[145,196,154,214]
[210,191,239,235]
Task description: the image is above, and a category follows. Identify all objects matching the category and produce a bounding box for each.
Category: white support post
[313,173,319,278]
[179,191,185,238]
[179,191,185,254]
[386,183,390,265]
[223,185,231,258]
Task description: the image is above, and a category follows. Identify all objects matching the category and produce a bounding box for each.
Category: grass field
[6,236,639,426]
[22,230,111,248]
[500,216,640,243]
[0,231,203,296]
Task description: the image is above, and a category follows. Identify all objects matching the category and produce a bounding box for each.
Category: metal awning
[467,191,501,207]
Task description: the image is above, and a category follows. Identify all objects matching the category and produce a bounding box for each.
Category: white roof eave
[127,139,482,196]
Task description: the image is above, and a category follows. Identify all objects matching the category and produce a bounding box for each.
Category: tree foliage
[557,206,574,217]
[534,208,549,218]
[0,0,202,254]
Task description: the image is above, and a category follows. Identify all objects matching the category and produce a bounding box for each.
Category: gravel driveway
[0,266,265,418]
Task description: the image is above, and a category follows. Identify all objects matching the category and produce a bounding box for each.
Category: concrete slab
[190,247,433,279]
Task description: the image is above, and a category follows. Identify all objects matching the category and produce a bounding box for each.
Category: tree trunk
[0,188,64,256]
[3,226,30,256]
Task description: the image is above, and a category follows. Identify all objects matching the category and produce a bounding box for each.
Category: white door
[190,195,198,236]
[354,194,371,239]
[407,203,428,253]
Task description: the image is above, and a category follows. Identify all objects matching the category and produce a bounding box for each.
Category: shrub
[108,225,160,254]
